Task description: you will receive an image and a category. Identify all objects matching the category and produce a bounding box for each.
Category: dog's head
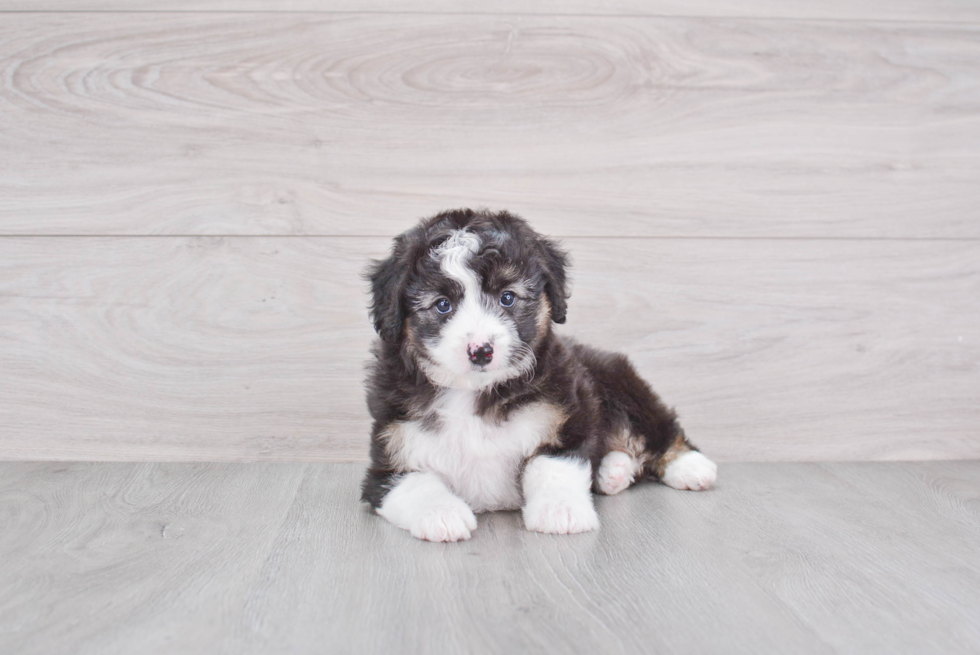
[367,209,568,390]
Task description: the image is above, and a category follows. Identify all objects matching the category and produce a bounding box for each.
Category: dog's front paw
[523,496,600,534]
[377,472,478,542]
[662,451,717,490]
[410,501,478,542]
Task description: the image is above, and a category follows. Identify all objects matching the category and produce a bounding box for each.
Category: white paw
[410,501,478,542]
[523,496,600,534]
[662,451,717,491]
[596,451,636,495]
[376,472,478,542]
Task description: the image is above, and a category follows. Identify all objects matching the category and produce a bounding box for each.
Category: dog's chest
[397,390,563,512]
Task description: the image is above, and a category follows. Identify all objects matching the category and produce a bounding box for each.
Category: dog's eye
[500,291,516,307]
[435,298,453,314]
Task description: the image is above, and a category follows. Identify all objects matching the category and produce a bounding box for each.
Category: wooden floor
[1,461,978,654]
[1,1,979,463]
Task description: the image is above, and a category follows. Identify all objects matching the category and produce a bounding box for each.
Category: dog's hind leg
[575,344,718,491]
[636,415,718,491]
[603,364,718,491]
[596,450,639,495]
[651,435,718,491]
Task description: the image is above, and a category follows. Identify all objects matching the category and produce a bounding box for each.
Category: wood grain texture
[1,13,979,237]
[1,461,978,654]
[3,0,980,23]
[1,237,977,462]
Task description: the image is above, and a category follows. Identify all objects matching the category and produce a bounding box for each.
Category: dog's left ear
[365,236,413,342]
[538,237,569,324]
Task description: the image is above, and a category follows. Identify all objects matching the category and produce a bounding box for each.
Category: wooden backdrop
[1,2,978,462]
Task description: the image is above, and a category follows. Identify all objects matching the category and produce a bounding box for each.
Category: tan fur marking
[606,429,653,472]
[402,320,428,367]
[507,278,534,297]
[403,317,417,344]
[497,265,522,282]
[535,296,552,340]
[535,402,568,448]
[379,421,410,470]
[650,432,692,479]
[606,429,644,458]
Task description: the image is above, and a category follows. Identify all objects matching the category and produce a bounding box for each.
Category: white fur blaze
[522,456,600,534]
[422,228,530,390]
[377,472,478,542]
[596,450,637,495]
[662,451,718,491]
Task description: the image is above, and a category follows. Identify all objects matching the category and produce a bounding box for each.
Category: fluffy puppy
[361,209,716,542]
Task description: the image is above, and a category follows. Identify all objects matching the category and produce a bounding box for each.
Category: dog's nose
[467,342,494,366]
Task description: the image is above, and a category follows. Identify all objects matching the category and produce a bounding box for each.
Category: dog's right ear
[365,237,412,342]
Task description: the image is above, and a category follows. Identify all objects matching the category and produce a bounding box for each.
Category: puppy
[361,209,717,541]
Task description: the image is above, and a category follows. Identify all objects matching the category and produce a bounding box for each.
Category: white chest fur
[386,390,564,512]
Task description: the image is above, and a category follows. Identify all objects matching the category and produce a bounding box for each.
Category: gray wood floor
[1,461,978,654]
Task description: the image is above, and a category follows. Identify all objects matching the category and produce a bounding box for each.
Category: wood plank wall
[1,3,978,462]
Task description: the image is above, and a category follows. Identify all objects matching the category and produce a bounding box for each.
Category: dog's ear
[366,237,413,342]
[538,236,569,324]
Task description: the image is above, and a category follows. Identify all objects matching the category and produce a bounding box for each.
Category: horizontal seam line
[1,235,979,241]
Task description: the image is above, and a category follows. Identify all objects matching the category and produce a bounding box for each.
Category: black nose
[468,343,494,366]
